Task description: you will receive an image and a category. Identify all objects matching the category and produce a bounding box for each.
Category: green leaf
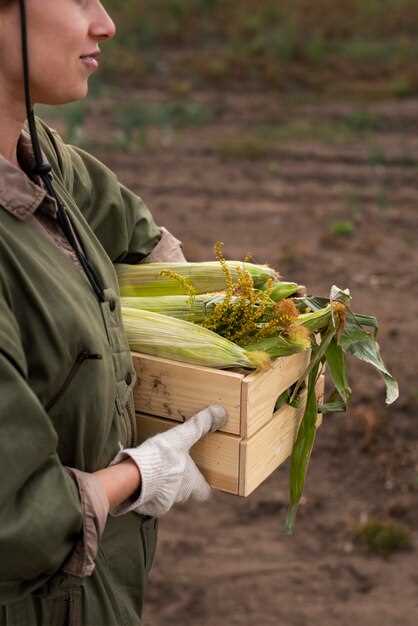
[341,309,378,347]
[330,284,352,305]
[274,388,291,412]
[347,337,399,404]
[340,310,399,404]
[318,388,347,414]
[288,384,307,409]
[353,312,378,335]
[290,323,336,404]
[297,295,329,312]
[340,324,371,347]
[275,382,307,412]
[318,398,347,414]
[285,361,321,534]
[246,334,307,358]
[325,338,351,406]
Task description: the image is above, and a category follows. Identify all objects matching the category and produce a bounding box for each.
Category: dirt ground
[94,91,418,625]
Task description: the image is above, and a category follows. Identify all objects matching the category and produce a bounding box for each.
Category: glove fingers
[206,405,228,432]
[191,469,211,502]
[164,405,227,453]
[177,455,211,504]
[159,412,207,452]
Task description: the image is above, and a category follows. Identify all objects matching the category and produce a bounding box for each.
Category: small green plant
[247,26,299,62]
[343,111,382,134]
[113,99,214,149]
[368,146,387,166]
[305,34,330,65]
[256,119,374,146]
[193,56,232,83]
[354,519,413,557]
[117,100,213,129]
[390,77,414,98]
[338,39,395,64]
[329,220,355,237]
[217,136,271,161]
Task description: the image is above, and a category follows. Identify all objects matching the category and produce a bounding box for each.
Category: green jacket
[0,118,161,625]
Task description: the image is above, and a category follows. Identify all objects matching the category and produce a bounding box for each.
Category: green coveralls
[0,118,161,625]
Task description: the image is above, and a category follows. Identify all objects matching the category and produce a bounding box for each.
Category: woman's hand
[106,405,228,517]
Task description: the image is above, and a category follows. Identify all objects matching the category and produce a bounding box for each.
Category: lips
[80,51,101,60]
[80,50,100,71]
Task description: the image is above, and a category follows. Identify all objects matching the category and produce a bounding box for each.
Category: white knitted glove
[109,405,227,518]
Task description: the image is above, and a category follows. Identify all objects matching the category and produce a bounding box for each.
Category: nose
[90,2,117,42]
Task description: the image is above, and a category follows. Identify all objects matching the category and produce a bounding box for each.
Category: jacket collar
[0,126,58,221]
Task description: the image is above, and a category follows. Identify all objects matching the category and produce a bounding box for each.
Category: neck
[0,87,27,169]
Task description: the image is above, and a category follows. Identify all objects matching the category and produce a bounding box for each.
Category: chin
[35,83,89,106]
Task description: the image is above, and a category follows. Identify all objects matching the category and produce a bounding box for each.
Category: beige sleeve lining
[62,468,110,577]
[145,227,186,262]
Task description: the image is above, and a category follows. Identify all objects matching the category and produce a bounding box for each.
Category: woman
[0,1,226,624]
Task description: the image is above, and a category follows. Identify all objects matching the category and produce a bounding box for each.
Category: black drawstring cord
[43,172,106,303]
[18,0,45,172]
[18,0,106,304]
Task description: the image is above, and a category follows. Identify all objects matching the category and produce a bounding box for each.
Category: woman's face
[0,0,116,105]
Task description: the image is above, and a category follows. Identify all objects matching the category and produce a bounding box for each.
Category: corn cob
[121,306,270,369]
[117,262,278,297]
[120,294,222,323]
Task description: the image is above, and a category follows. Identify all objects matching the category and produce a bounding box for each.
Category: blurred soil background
[41,1,418,624]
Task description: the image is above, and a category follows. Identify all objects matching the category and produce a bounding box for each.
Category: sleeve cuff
[62,468,110,577]
[145,227,186,262]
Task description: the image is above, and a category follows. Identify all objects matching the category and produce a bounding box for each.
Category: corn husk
[121,306,270,369]
[120,294,223,323]
[295,304,338,332]
[245,331,311,358]
[117,262,278,297]
[268,281,304,301]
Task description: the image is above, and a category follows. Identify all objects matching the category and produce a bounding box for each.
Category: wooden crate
[132,351,325,497]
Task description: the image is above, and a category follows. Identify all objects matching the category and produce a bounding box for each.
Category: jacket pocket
[140,516,159,574]
[45,351,103,413]
[1,587,82,626]
[0,596,37,626]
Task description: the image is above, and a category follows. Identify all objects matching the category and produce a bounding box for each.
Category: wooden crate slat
[241,350,311,439]
[136,412,240,494]
[239,374,325,496]
[132,352,243,435]
[239,401,303,497]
